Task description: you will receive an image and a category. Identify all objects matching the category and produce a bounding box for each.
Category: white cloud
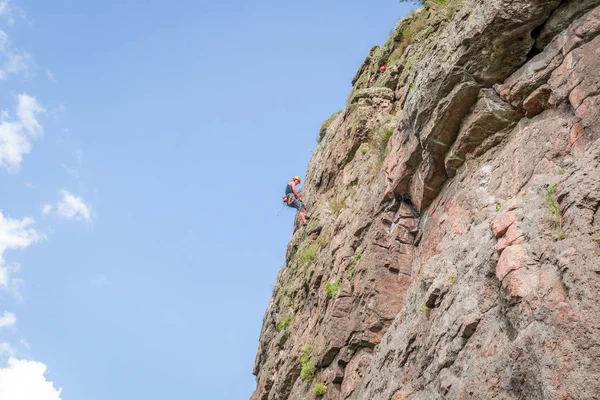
[0,311,15,329]
[43,190,92,222]
[16,94,43,134]
[0,212,41,294]
[0,358,62,400]
[0,94,45,172]
[0,213,40,259]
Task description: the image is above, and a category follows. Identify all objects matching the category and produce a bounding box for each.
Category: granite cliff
[252,1,600,399]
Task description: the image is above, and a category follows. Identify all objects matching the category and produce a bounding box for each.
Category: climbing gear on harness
[284,193,296,206]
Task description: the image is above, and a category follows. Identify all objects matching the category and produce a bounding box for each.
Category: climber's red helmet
[380,65,387,72]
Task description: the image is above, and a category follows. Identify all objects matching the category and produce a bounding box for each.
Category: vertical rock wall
[252,1,600,399]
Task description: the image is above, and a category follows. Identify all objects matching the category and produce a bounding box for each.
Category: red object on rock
[380,65,387,72]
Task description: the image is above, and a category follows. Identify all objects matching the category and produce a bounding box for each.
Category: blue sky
[0,0,414,398]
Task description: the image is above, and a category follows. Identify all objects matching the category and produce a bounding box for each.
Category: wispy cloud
[0,212,41,295]
[0,1,9,17]
[44,67,55,82]
[62,149,83,179]
[49,103,65,120]
[0,94,45,172]
[43,190,93,222]
[0,1,32,79]
[0,311,15,329]
[19,339,30,351]
[0,358,63,400]
[0,29,33,80]
[62,166,78,178]
[0,0,24,26]
[0,343,15,357]
[91,274,111,288]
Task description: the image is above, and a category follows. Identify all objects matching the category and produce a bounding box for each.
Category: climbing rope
[222,356,254,400]
[277,203,286,216]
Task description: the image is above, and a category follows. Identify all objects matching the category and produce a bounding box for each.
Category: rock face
[251,1,600,399]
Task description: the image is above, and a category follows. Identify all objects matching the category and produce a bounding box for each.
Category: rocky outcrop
[252,1,600,399]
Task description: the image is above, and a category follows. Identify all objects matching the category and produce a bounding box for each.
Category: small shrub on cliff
[346,264,356,280]
[593,232,600,243]
[277,314,292,331]
[300,361,316,383]
[421,305,431,319]
[301,344,312,365]
[447,274,457,286]
[545,184,560,221]
[381,128,394,147]
[544,184,565,240]
[360,146,369,155]
[346,251,363,280]
[313,383,327,396]
[299,344,315,383]
[325,280,340,298]
[300,242,320,265]
[352,250,363,265]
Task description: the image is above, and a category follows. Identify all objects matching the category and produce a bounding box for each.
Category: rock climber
[368,65,387,88]
[284,176,309,225]
[368,73,377,88]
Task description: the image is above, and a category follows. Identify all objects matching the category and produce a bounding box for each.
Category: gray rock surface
[251,2,600,399]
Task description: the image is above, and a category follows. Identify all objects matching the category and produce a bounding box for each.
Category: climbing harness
[285,192,296,206]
